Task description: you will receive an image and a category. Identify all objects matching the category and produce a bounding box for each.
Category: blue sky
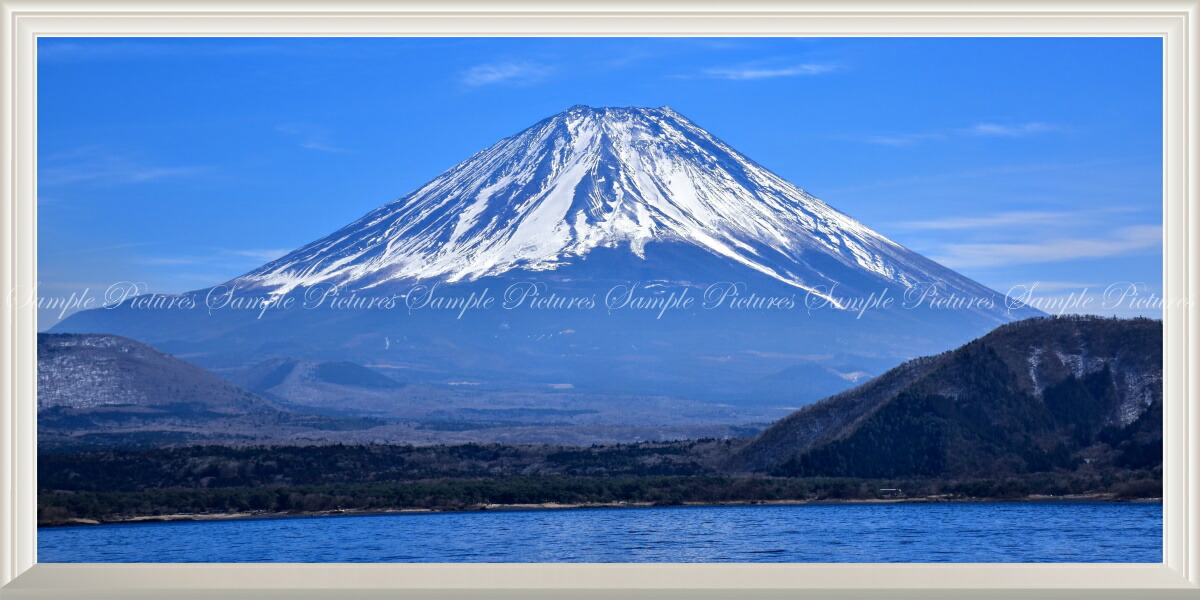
[36,37,1163,327]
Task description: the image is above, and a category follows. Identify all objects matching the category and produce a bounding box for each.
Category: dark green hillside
[738,316,1162,479]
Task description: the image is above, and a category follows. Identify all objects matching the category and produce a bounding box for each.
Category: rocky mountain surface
[734,316,1162,478]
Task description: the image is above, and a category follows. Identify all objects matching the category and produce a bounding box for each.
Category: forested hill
[735,316,1162,479]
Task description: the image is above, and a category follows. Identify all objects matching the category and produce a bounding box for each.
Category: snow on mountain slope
[37,333,273,413]
[234,105,1003,308]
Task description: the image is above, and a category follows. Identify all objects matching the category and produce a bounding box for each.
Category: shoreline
[39,494,1163,528]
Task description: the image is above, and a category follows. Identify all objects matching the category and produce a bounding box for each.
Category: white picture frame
[1,1,1196,597]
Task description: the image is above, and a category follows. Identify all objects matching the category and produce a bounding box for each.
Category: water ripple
[38,502,1161,563]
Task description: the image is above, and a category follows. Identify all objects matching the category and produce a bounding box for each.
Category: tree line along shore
[38,442,1160,526]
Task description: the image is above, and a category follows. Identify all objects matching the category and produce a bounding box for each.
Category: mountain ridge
[734,315,1162,478]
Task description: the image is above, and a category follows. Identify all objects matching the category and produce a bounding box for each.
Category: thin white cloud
[694,63,838,80]
[895,207,1143,231]
[276,124,346,153]
[134,248,291,267]
[460,62,553,86]
[967,122,1060,137]
[930,225,1162,269]
[38,40,294,62]
[863,133,948,147]
[39,148,206,187]
[36,241,162,259]
[898,210,1089,231]
[37,39,410,63]
[999,281,1104,293]
[862,121,1065,146]
[225,248,290,262]
[135,257,203,266]
[820,158,1140,196]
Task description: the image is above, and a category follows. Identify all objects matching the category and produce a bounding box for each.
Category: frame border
[1,1,1197,598]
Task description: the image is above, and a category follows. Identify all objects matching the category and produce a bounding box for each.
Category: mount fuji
[239,105,1000,304]
[55,105,1040,408]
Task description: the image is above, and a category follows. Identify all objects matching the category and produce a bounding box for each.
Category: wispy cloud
[37,241,159,262]
[37,39,416,63]
[276,124,346,153]
[460,61,553,86]
[135,256,205,266]
[39,147,206,187]
[862,121,1065,146]
[820,158,1141,197]
[896,209,1129,231]
[691,63,838,80]
[224,248,290,262]
[930,225,1162,269]
[864,133,948,147]
[38,40,297,63]
[968,122,1061,137]
[1000,281,1104,293]
[134,248,291,268]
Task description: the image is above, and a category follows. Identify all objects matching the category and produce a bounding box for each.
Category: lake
[38,502,1161,563]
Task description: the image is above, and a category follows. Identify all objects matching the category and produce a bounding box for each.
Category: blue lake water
[38,502,1161,563]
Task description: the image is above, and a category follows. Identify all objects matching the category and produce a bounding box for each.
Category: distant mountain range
[37,333,772,450]
[51,105,1041,406]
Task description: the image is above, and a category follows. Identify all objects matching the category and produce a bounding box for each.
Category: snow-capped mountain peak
[235,105,999,306]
